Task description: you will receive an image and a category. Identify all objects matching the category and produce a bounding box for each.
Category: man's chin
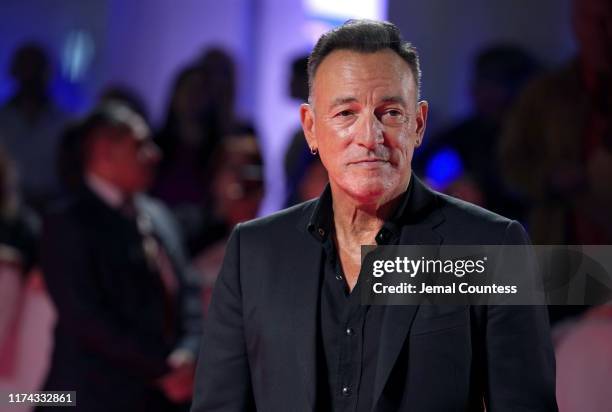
[335,180,398,204]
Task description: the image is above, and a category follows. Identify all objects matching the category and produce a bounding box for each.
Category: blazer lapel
[372,176,445,409]
[291,227,324,411]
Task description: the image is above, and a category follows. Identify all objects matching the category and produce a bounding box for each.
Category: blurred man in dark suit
[39,102,202,412]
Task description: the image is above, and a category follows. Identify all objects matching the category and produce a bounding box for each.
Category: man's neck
[329,181,407,291]
[330,182,406,248]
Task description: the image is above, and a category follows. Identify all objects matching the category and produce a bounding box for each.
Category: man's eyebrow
[327,95,408,109]
[379,95,407,105]
[329,96,358,108]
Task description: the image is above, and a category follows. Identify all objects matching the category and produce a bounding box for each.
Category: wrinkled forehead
[310,49,418,106]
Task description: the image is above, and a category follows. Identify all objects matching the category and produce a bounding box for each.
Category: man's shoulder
[433,191,522,244]
[237,199,317,239]
[232,188,523,245]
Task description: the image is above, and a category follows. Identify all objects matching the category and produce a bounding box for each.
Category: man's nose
[355,112,384,149]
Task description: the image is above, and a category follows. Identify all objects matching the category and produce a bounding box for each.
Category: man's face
[301,49,427,205]
[107,128,161,194]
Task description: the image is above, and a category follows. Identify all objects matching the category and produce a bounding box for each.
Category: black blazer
[40,187,202,412]
[191,176,557,411]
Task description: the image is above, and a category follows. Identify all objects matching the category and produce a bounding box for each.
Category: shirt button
[318,228,325,237]
[346,328,354,336]
[341,386,352,397]
[335,274,343,281]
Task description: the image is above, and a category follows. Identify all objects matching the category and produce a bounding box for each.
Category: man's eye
[380,109,407,126]
[337,110,354,117]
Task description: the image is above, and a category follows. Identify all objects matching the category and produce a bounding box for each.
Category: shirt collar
[85,173,126,209]
[307,176,414,245]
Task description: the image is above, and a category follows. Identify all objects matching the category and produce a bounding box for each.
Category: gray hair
[307,19,421,100]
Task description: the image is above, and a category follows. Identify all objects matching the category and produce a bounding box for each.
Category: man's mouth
[349,158,389,165]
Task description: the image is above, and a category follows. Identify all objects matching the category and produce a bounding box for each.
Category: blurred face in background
[89,121,161,194]
[301,49,428,206]
[10,44,49,96]
[211,137,264,226]
[111,131,161,194]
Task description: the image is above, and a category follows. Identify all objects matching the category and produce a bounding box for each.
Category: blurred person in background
[284,55,319,206]
[38,102,201,412]
[191,135,264,311]
[98,84,150,123]
[152,65,212,208]
[57,85,150,193]
[500,0,612,245]
[0,43,70,212]
[500,0,612,324]
[0,144,39,383]
[153,49,254,212]
[197,48,249,139]
[414,44,539,220]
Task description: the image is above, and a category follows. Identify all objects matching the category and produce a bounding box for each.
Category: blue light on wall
[48,29,96,113]
[61,30,95,83]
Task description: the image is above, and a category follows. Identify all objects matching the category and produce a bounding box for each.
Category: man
[192,20,556,411]
[0,43,69,211]
[40,102,202,411]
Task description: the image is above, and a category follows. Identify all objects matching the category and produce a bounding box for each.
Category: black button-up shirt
[308,180,414,411]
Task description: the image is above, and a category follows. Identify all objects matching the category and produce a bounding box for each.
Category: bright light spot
[302,0,387,44]
[304,0,386,20]
[425,147,464,191]
[61,30,95,82]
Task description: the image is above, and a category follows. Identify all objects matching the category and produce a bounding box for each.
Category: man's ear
[300,103,317,150]
[415,100,429,147]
